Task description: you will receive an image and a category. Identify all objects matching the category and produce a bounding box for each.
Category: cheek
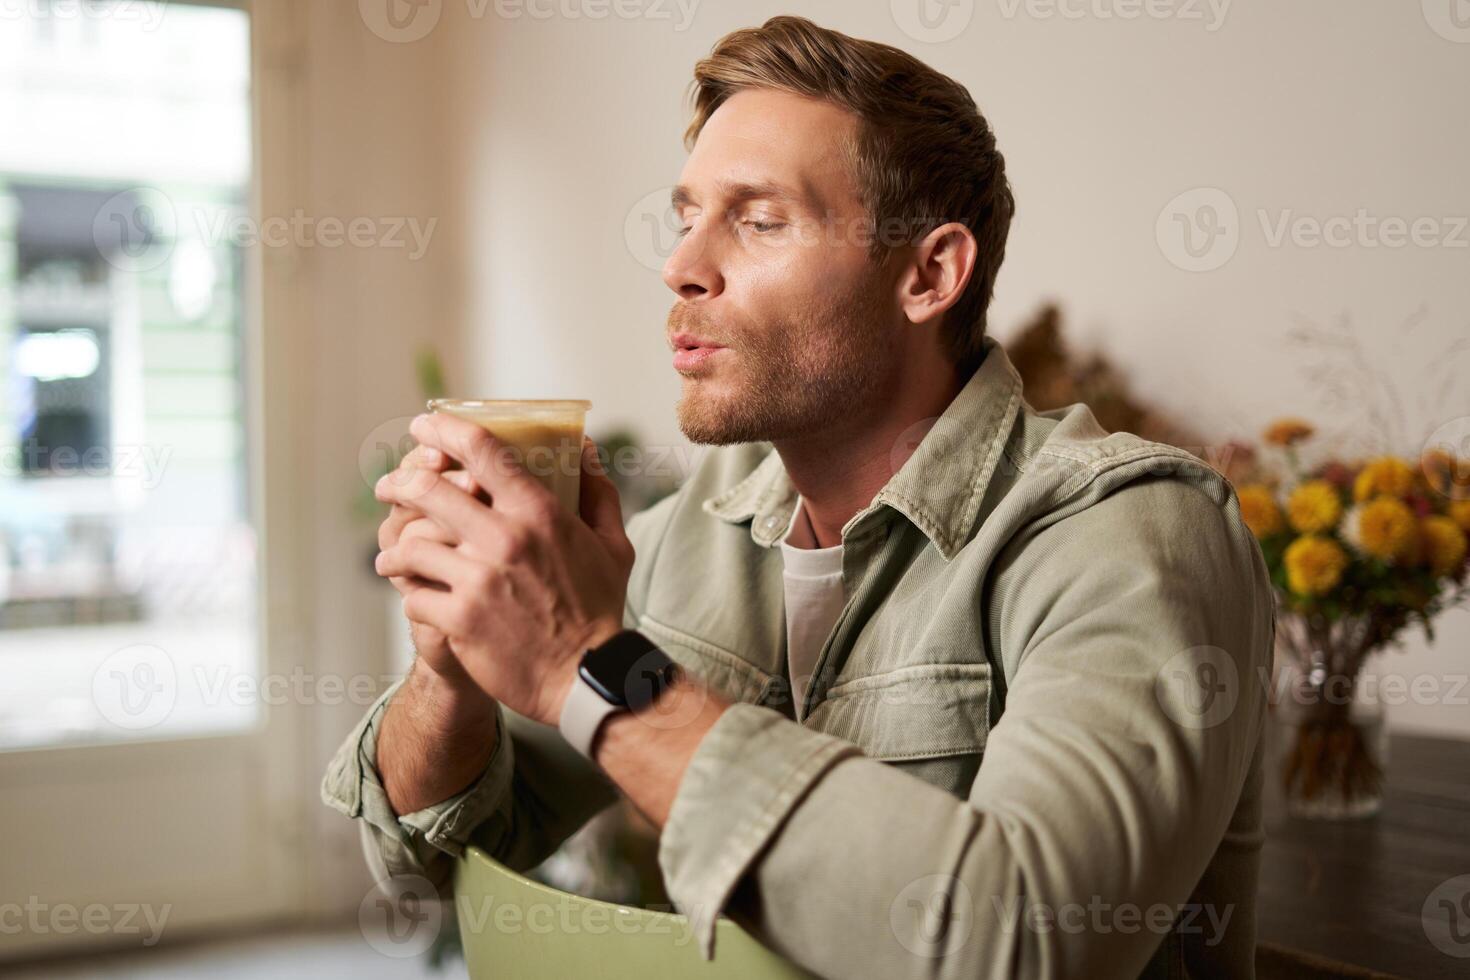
[729,240,840,325]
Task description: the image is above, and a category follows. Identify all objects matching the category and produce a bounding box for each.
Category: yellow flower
[1284,536,1349,596]
[1450,499,1470,533]
[1237,484,1284,538]
[1354,497,1418,561]
[1420,515,1468,577]
[1286,480,1342,534]
[1353,457,1414,502]
[1264,418,1315,447]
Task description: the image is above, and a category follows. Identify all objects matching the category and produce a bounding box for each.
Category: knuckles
[495,525,533,563]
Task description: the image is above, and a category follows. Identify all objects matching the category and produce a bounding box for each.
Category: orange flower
[1450,499,1470,533]
[1350,497,1418,562]
[1353,457,1415,502]
[1286,480,1342,534]
[1420,516,1468,577]
[1237,484,1284,539]
[1284,536,1349,596]
[1263,418,1315,447]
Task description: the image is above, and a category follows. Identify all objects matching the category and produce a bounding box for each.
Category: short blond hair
[684,16,1014,376]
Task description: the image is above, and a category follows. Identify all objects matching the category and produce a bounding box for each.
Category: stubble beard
[672,276,897,446]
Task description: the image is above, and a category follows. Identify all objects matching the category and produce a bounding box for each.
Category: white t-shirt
[778,496,845,716]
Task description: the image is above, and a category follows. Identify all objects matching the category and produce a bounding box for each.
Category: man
[323,16,1273,979]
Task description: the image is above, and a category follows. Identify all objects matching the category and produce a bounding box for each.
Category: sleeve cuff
[393,699,515,857]
[319,676,516,868]
[657,702,860,961]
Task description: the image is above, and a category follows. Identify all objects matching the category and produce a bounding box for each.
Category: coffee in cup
[425,399,591,513]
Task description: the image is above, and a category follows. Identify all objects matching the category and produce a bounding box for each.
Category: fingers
[409,413,550,514]
[375,463,506,539]
[579,438,632,555]
[382,517,460,593]
[400,515,457,547]
[380,493,465,551]
[405,443,450,472]
[377,445,467,549]
[402,585,464,639]
[376,537,480,588]
[377,444,450,502]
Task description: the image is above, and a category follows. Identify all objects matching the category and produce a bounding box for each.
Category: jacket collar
[701,335,1024,560]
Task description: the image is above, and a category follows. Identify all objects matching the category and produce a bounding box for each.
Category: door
[0,1,301,958]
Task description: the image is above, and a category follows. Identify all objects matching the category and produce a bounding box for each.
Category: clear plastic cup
[426,399,592,513]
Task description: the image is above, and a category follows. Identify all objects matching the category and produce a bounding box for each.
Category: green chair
[453,844,814,978]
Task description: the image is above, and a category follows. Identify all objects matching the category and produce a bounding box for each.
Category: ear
[895,222,978,327]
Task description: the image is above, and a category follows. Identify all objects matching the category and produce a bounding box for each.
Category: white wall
[393,0,1470,737]
[254,0,466,916]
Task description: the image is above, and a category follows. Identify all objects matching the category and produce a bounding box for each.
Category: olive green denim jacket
[322,335,1274,979]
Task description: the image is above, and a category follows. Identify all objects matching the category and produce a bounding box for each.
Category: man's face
[664,88,900,445]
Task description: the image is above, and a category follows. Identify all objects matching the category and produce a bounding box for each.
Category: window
[0,1,257,749]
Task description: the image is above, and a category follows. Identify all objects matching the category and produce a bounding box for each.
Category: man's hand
[376,442,489,700]
[374,413,634,727]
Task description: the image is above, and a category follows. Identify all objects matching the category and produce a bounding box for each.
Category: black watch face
[580,632,678,712]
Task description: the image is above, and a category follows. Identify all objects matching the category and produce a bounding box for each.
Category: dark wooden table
[1256,732,1470,979]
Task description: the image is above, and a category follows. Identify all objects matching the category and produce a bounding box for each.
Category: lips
[670,331,726,353]
[673,333,729,371]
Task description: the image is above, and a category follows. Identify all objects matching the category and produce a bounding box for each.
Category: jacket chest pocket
[805,662,992,796]
[635,614,776,705]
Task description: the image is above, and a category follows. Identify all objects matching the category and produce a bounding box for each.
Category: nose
[661,219,724,302]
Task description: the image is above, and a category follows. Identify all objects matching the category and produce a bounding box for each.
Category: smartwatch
[557,630,681,759]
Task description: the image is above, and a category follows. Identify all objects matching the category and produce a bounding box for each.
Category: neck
[774,363,968,549]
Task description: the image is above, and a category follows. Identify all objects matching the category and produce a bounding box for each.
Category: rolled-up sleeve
[321,678,519,891]
[656,474,1274,978]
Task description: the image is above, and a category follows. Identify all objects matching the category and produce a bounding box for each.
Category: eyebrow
[671,179,808,212]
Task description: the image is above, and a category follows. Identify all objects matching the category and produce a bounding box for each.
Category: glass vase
[1271,613,1389,819]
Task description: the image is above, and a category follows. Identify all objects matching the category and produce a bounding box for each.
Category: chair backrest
[453,845,814,979]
